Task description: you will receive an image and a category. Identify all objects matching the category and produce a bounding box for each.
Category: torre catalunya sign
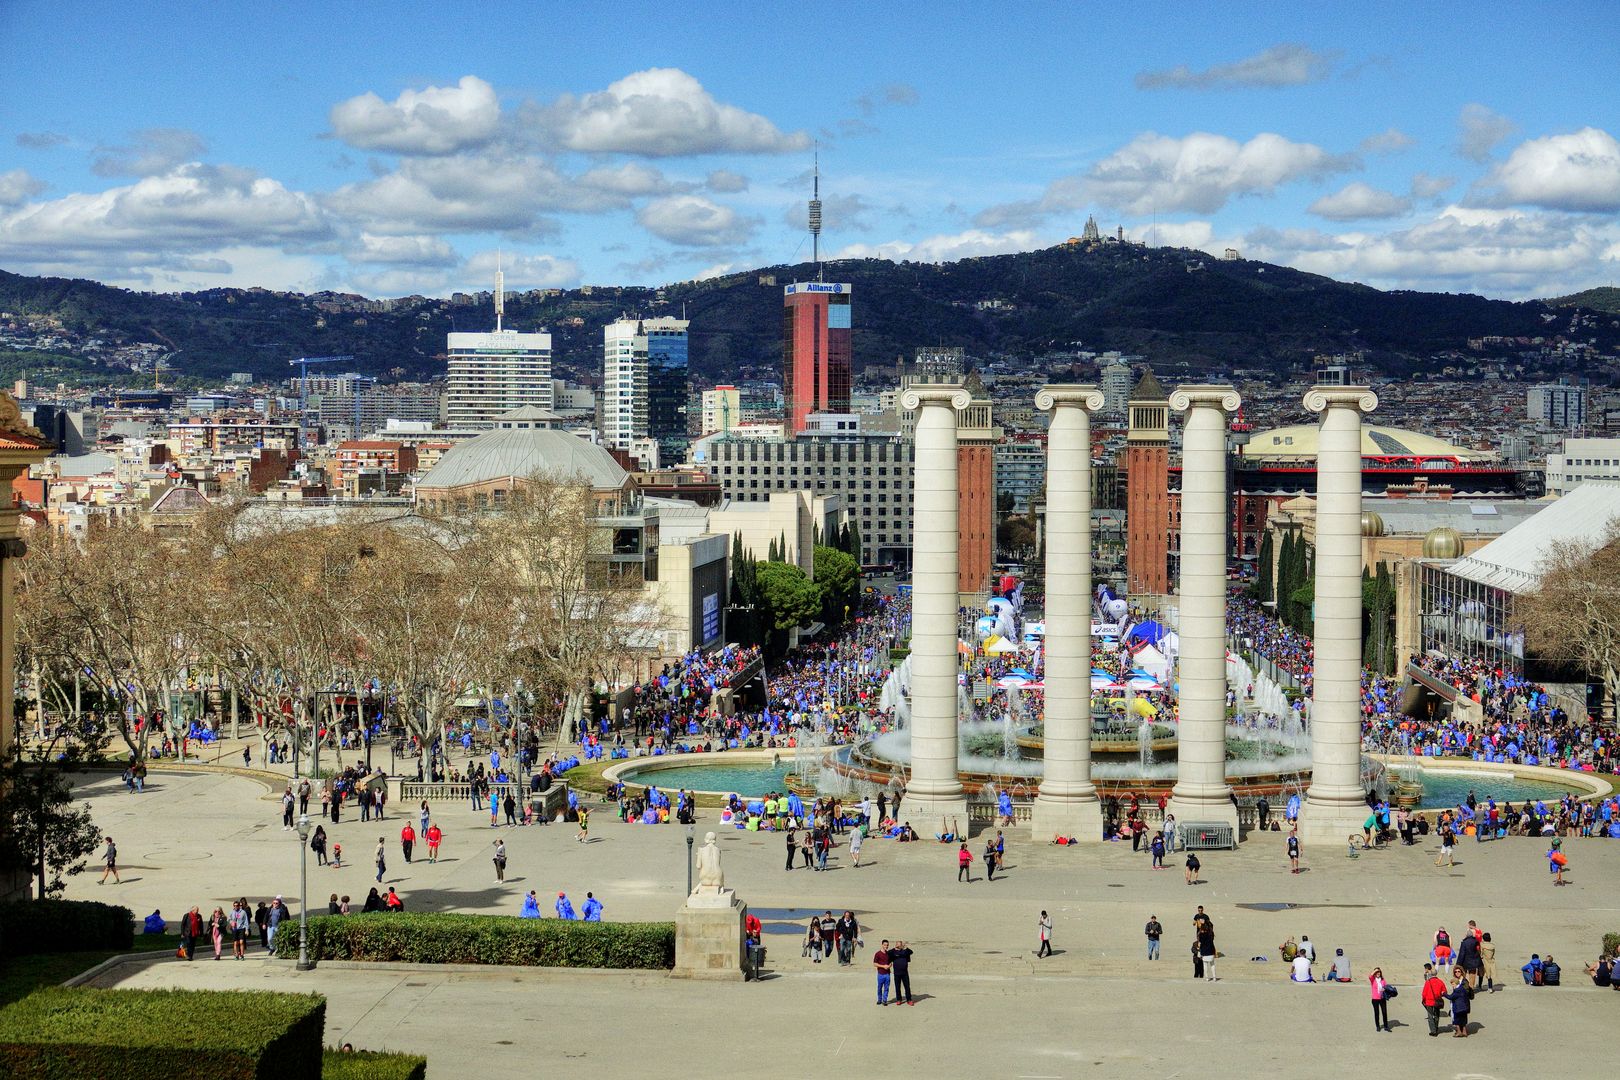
[899,381,1379,845]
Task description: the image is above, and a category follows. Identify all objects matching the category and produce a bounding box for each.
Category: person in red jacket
[400,823,416,863]
[957,842,974,883]
[425,822,442,863]
[1420,962,1450,1037]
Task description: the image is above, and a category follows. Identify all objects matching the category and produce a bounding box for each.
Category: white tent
[1133,644,1171,679]
[983,636,1020,654]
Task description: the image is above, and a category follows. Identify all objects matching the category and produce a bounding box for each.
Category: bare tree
[467,477,664,756]
[16,522,202,762]
[1519,518,1620,715]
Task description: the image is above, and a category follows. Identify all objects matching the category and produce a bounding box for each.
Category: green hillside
[1549,286,1620,314]
[3,243,1616,385]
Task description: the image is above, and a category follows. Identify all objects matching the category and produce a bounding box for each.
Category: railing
[1228,635,1303,692]
[399,780,528,804]
[967,802,1032,823]
[1405,662,1462,703]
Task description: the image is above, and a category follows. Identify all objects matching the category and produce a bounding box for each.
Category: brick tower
[1124,369,1171,596]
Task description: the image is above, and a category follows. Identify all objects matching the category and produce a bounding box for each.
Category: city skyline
[0,2,1617,300]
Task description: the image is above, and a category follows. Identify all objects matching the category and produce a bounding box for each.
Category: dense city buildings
[782,282,852,435]
[699,385,740,437]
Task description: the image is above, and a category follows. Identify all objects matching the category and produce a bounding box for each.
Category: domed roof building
[415,407,636,515]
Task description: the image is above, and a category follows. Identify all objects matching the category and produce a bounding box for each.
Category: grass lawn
[0,934,178,1008]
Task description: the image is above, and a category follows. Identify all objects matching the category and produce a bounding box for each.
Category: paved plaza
[59,764,1620,1076]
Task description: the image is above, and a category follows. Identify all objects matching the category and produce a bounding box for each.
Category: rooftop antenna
[494,249,505,333]
[809,143,823,281]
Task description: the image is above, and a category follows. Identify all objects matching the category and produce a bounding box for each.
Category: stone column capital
[1035,384,1105,413]
[1303,386,1379,415]
[1168,384,1241,413]
[900,384,972,412]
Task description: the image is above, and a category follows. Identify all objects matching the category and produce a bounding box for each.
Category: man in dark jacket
[1456,932,1483,989]
[179,907,203,961]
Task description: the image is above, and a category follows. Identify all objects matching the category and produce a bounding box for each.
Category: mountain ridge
[2,244,1617,386]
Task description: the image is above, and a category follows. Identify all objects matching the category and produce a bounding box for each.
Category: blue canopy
[1126,620,1166,646]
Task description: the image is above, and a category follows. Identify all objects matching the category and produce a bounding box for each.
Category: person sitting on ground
[1585,955,1613,987]
[1522,953,1544,984]
[1290,953,1314,982]
[1328,948,1352,983]
[1541,955,1561,985]
[143,910,166,935]
[1280,936,1299,963]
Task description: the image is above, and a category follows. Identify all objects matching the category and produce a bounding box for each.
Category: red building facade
[782,282,852,435]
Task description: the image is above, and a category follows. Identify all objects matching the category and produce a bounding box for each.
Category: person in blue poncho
[143,910,167,934]
[581,893,603,921]
[555,892,577,919]
[520,891,542,918]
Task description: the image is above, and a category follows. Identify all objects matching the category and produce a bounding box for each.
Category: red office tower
[783,282,852,435]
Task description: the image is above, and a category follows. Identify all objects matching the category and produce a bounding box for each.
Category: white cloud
[0,164,329,262]
[1457,104,1515,163]
[835,227,1042,263]
[1360,128,1415,155]
[705,169,749,193]
[92,128,208,177]
[691,262,743,281]
[983,132,1357,224]
[350,233,458,266]
[1242,205,1620,297]
[1135,44,1339,90]
[636,194,756,246]
[329,75,501,155]
[531,68,808,156]
[0,169,46,208]
[1474,127,1620,212]
[463,249,579,289]
[1308,182,1413,221]
[327,152,650,234]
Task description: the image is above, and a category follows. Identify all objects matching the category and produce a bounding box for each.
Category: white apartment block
[445,330,553,428]
[1545,437,1620,495]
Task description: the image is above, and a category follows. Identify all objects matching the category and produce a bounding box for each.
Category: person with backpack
[1420,963,1449,1036]
[1523,953,1544,984]
[1541,955,1562,985]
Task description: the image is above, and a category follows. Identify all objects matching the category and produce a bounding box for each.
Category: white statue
[695,831,725,891]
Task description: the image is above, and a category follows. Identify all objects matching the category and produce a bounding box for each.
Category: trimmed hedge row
[323,1050,428,1080]
[0,987,325,1080]
[0,899,133,957]
[275,912,675,970]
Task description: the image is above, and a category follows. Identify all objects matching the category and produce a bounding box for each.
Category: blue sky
[1,1,1617,299]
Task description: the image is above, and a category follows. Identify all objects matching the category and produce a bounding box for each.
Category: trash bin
[748,944,766,979]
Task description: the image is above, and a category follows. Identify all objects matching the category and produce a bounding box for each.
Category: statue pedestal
[672,891,749,981]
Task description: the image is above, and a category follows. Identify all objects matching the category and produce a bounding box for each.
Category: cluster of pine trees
[727,522,864,658]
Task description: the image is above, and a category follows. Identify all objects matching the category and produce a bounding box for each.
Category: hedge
[1604,932,1620,958]
[322,1050,427,1080]
[0,899,133,957]
[275,912,675,969]
[0,987,325,1080]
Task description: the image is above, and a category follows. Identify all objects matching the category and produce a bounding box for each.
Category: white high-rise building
[1099,356,1133,418]
[444,267,553,427]
[602,316,690,455]
[445,331,553,427]
[1527,382,1586,432]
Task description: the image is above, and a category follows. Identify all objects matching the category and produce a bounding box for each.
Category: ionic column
[1032,385,1105,839]
[899,384,970,822]
[1299,386,1379,843]
[1167,385,1240,832]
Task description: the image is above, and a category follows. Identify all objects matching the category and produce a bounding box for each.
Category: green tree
[756,562,822,632]
[0,735,106,899]
[843,520,864,564]
[814,544,858,628]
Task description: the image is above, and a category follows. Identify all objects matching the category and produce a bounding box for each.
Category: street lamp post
[684,823,695,896]
[295,813,312,971]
